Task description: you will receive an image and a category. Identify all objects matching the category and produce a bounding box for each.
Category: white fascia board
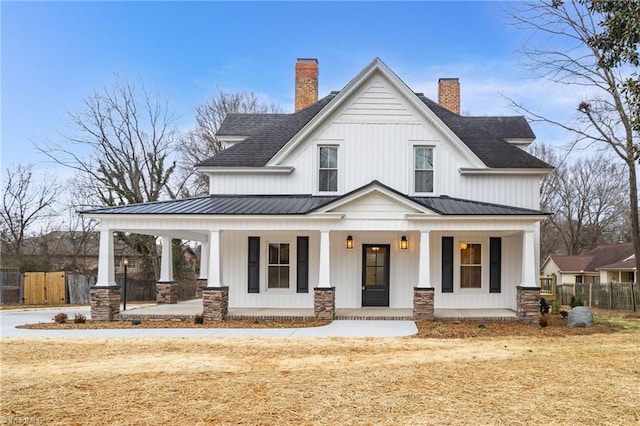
[217,135,248,143]
[405,214,548,221]
[458,168,553,176]
[504,138,535,146]
[84,213,342,222]
[267,57,485,168]
[195,166,294,174]
[313,185,433,215]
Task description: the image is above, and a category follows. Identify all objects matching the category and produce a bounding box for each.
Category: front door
[362,244,390,307]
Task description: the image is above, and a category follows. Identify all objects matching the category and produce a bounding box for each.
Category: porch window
[414,147,433,193]
[268,243,290,289]
[460,243,481,289]
[319,146,338,192]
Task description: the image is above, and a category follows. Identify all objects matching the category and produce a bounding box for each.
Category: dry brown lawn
[2,315,639,426]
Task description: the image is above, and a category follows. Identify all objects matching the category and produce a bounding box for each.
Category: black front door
[362,244,390,307]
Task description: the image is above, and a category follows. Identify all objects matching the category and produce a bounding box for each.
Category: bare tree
[510,0,640,278]
[0,164,60,259]
[531,143,628,258]
[37,78,182,279]
[178,88,281,196]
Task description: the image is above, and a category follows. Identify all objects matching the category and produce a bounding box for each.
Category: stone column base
[203,286,229,321]
[314,287,335,320]
[517,286,541,324]
[413,287,435,321]
[195,279,208,299]
[90,286,121,321]
[156,282,178,304]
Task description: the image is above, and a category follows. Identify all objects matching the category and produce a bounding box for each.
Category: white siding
[207,75,541,210]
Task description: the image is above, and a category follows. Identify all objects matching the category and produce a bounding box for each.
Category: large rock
[567,306,594,327]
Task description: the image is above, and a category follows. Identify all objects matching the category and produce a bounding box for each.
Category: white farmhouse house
[84,58,552,323]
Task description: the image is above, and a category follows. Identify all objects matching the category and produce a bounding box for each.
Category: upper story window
[414,146,434,193]
[268,243,290,289]
[319,146,338,192]
[460,242,481,289]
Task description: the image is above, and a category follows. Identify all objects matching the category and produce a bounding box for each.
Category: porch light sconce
[460,242,468,250]
[346,235,354,249]
[400,236,408,250]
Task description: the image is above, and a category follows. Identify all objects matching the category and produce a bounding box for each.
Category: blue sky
[2,1,580,177]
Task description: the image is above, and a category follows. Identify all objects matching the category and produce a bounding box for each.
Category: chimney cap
[297,58,318,63]
[438,78,459,82]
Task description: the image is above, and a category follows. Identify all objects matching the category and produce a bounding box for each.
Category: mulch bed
[17,318,330,330]
[415,312,629,338]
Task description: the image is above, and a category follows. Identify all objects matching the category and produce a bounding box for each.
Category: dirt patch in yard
[1,331,639,425]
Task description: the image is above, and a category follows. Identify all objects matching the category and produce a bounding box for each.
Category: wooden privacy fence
[23,271,67,305]
[556,282,638,311]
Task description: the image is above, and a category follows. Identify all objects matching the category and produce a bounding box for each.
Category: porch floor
[115,299,517,322]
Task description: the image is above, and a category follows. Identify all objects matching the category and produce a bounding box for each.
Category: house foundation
[156,282,178,304]
[314,287,335,320]
[202,286,229,321]
[516,286,541,324]
[90,286,121,321]
[195,278,207,298]
[413,287,435,321]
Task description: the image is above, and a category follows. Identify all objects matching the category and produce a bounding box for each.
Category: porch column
[91,229,120,321]
[196,239,209,298]
[414,231,434,321]
[156,236,177,304]
[203,230,228,321]
[517,230,540,323]
[314,230,335,319]
[521,230,537,287]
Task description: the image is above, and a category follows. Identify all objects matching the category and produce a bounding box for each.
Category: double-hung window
[319,146,338,192]
[414,147,434,193]
[268,243,290,289]
[460,243,482,289]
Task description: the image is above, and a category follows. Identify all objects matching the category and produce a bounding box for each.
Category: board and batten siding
[208,75,541,210]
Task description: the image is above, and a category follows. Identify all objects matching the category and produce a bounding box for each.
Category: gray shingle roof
[197,92,339,167]
[198,89,550,169]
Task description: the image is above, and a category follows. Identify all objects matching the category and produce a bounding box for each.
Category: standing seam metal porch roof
[82,188,546,217]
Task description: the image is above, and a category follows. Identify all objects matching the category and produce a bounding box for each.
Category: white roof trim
[267,57,484,168]
[459,168,553,176]
[312,183,435,215]
[405,214,548,221]
[196,166,294,174]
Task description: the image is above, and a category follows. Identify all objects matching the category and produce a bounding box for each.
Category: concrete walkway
[0,307,418,339]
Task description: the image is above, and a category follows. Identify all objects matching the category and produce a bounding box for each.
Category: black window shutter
[296,236,309,293]
[248,237,260,293]
[489,237,502,293]
[442,236,454,293]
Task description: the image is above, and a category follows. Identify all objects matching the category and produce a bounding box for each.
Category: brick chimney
[438,78,460,114]
[295,58,318,111]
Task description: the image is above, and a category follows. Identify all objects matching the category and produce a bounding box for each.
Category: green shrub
[53,313,68,324]
[194,314,204,325]
[551,300,561,315]
[73,314,86,324]
[539,297,550,314]
[539,315,549,328]
[570,296,584,308]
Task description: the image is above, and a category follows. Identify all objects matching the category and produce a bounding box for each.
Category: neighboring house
[541,242,636,285]
[83,58,552,322]
[16,231,142,274]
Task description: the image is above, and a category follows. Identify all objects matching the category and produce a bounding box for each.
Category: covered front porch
[113,299,518,322]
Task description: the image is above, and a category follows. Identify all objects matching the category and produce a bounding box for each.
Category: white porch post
[521,230,537,287]
[159,236,174,282]
[417,231,431,288]
[318,230,331,288]
[202,230,228,321]
[199,239,210,280]
[96,229,116,286]
[91,229,120,320]
[206,230,222,288]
